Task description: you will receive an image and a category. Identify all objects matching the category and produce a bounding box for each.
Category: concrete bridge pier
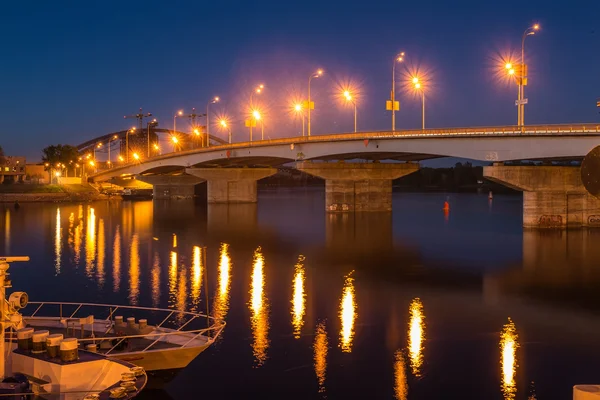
[186,167,277,203]
[137,175,204,200]
[484,165,600,228]
[297,161,419,212]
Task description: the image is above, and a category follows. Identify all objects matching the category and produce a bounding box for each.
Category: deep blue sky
[1,0,599,161]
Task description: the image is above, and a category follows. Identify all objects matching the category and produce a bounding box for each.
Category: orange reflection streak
[314,321,328,393]
[85,207,96,277]
[213,243,231,323]
[408,298,425,376]
[112,226,121,292]
[500,318,518,400]
[394,351,408,400]
[169,251,178,311]
[339,272,357,352]
[3,209,9,253]
[74,215,82,266]
[249,247,269,366]
[291,255,306,339]
[177,268,187,314]
[67,212,74,252]
[96,218,105,288]
[192,246,203,309]
[128,234,140,305]
[172,234,177,248]
[151,252,160,308]
[54,208,61,274]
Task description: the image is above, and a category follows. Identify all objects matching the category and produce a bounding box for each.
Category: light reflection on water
[213,243,231,323]
[339,272,356,353]
[192,246,203,309]
[3,208,9,253]
[291,255,306,339]
[128,233,139,305]
[500,318,518,400]
[54,208,61,274]
[249,247,269,366]
[112,226,121,292]
[151,251,160,307]
[408,298,425,376]
[85,206,96,277]
[394,350,408,400]
[314,321,328,394]
[97,218,105,288]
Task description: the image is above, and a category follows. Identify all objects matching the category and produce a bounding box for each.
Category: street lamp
[132,153,140,161]
[219,119,232,144]
[206,97,220,145]
[250,84,264,105]
[125,127,136,163]
[343,90,357,133]
[108,135,118,168]
[153,143,161,155]
[294,103,305,136]
[94,142,102,164]
[173,110,183,138]
[412,77,425,130]
[307,69,323,137]
[389,51,405,131]
[252,110,264,140]
[171,135,179,152]
[518,23,540,126]
[147,118,158,157]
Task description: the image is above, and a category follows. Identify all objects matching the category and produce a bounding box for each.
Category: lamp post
[389,52,405,131]
[307,69,323,137]
[94,143,102,165]
[518,23,540,127]
[343,91,357,132]
[219,119,232,144]
[173,110,183,137]
[108,135,118,168]
[206,97,220,147]
[252,110,264,140]
[171,136,179,152]
[250,84,264,105]
[147,118,158,158]
[126,127,136,163]
[294,103,305,136]
[413,77,425,130]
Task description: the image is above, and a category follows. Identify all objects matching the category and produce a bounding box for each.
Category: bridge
[85,123,600,229]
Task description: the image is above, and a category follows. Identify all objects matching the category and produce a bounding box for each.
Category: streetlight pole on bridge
[307,69,323,137]
[388,52,405,131]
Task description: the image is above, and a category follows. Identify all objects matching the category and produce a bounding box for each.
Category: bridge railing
[89,123,600,175]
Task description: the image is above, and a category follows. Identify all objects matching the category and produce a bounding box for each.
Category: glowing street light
[153,143,161,155]
[107,134,119,168]
[307,69,323,137]
[293,103,305,136]
[206,97,220,145]
[252,109,265,140]
[412,76,425,130]
[250,84,264,105]
[389,51,406,131]
[518,23,540,126]
[125,127,136,163]
[132,153,140,161]
[343,90,357,133]
[219,119,232,144]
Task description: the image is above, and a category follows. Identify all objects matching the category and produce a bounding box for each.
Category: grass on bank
[0,184,66,193]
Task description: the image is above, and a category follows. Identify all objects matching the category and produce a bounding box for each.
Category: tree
[0,145,5,164]
[42,144,80,175]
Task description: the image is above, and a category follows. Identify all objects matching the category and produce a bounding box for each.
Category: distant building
[25,163,47,184]
[0,156,26,183]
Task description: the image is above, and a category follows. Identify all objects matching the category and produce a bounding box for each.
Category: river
[2,188,600,399]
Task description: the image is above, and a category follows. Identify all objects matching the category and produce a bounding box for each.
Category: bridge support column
[297,161,419,212]
[137,175,204,200]
[186,167,277,203]
[484,165,600,228]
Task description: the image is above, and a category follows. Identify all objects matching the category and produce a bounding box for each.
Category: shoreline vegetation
[0,163,518,202]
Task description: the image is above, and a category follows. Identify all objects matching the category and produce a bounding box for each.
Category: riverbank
[0,184,118,202]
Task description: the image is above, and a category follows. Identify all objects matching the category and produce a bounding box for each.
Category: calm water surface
[2,188,600,399]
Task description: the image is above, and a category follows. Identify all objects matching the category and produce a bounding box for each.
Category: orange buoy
[443,201,450,211]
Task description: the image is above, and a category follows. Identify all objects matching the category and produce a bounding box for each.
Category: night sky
[1,0,599,161]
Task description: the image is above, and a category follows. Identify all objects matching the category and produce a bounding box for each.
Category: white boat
[0,256,148,399]
[15,301,225,385]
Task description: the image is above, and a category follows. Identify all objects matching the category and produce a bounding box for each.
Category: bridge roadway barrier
[297,161,419,212]
[186,167,277,203]
[137,174,204,199]
[484,165,600,228]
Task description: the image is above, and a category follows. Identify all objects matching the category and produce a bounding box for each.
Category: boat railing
[14,301,226,354]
